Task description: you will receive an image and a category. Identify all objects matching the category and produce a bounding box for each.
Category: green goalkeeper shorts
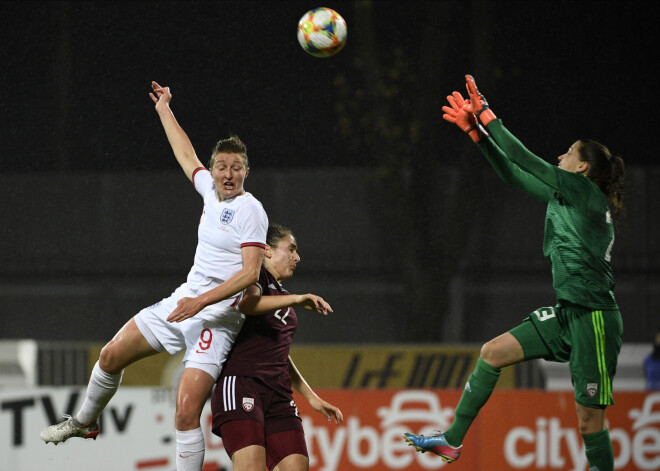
[509,301,623,408]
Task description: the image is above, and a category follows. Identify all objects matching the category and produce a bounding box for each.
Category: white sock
[176,427,205,471]
[76,361,123,425]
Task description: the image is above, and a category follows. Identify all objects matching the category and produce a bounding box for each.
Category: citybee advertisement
[1,387,658,470]
[297,389,660,471]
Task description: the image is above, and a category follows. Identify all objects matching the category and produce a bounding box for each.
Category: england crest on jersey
[220,208,235,225]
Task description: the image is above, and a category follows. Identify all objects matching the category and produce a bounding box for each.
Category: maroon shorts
[211,375,307,466]
[219,421,308,470]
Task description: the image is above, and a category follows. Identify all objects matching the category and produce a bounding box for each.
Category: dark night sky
[0,1,655,173]
[1,1,658,345]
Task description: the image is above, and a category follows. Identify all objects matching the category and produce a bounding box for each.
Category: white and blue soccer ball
[297,7,347,58]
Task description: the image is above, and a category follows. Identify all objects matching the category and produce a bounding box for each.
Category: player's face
[211,152,249,201]
[267,234,301,281]
[557,141,588,174]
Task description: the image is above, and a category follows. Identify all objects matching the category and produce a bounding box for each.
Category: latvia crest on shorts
[220,208,235,225]
[242,397,255,412]
[587,382,598,399]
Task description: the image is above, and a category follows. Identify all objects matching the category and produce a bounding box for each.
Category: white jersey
[188,168,268,307]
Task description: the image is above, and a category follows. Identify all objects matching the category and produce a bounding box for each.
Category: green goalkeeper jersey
[476,119,618,309]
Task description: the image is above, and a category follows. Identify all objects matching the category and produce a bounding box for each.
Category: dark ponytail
[606,154,626,221]
[578,139,626,223]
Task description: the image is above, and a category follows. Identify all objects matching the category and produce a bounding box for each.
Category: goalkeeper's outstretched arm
[441,90,552,203]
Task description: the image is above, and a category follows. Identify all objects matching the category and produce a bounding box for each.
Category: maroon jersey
[220,264,298,394]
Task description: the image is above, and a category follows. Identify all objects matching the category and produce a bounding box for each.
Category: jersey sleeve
[192,168,213,197]
[237,198,268,249]
[486,119,595,205]
[476,134,553,203]
[253,265,268,295]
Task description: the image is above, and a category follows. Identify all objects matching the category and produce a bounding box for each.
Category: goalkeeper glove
[442,91,484,143]
[465,74,497,127]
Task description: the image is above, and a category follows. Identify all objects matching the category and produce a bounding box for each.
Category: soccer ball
[297,7,347,58]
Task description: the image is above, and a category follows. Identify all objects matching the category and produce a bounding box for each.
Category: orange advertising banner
[295,389,660,471]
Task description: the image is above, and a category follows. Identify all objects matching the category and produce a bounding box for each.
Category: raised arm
[476,134,554,203]
[485,120,563,191]
[465,75,562,191]
[150,81,205,181]
[289,356,343,424]
[442,91,552,203]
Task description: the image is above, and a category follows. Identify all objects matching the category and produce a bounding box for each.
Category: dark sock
[583,428,613,471]
[443,358,501,447]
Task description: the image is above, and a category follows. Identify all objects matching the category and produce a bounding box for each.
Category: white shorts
[134,283,245,380]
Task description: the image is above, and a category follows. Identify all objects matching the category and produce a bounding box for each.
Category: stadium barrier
[10,342,646,392]
[1,387,658,471]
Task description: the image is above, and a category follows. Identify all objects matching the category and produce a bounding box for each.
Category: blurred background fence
[1,166,657,345]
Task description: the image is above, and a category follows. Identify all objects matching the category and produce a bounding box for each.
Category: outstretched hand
[309,396,344,425]
[297,294,333,315]
[442,91,476,131]
[149,81,172,109]
[465,75,496,126]
[442,91,481,143]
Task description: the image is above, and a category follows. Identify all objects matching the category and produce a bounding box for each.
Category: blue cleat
[402,431,462,462]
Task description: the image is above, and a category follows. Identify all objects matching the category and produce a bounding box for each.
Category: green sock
[583,428,613,471]
[444,358,501,447]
